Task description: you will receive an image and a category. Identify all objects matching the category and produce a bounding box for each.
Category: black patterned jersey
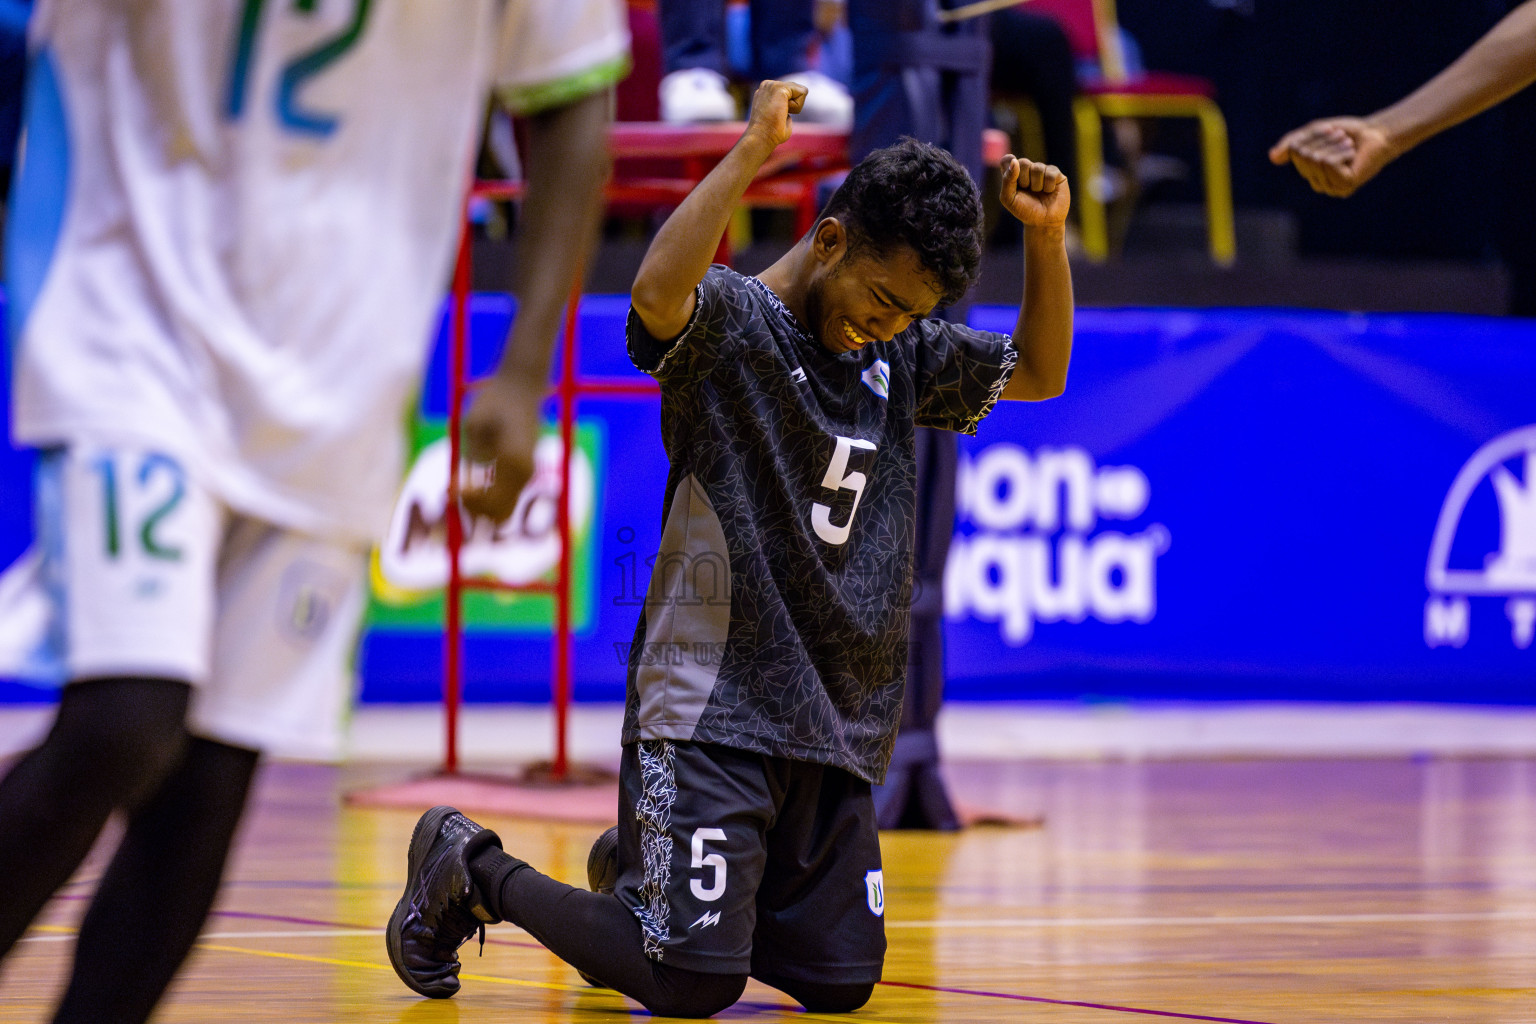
[623,265,1017,783]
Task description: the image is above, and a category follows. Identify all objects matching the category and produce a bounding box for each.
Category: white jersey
[7,0,629,542]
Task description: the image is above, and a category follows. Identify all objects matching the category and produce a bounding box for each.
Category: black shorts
[611,739,887,982]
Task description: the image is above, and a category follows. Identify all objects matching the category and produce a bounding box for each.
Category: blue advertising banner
[949,307,1534,703]
[2,298,1532,704]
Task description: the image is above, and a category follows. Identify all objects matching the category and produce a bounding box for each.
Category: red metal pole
[552,286,580,782]
[795,179,819,239]
[443,222,471,777]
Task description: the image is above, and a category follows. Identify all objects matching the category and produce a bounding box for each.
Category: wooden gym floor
[2,754,1534,1022]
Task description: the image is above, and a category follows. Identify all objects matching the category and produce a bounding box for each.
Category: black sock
[470,852,746,1018]
[0,678,191,961]
[52,736,260,1024]
[469,845,528,915]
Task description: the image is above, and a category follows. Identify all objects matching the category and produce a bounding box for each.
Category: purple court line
[53,890,1284,1019]
[919,879,1513,897]
[207,902,1288,1022]
[61,877,397,890]
[878,981,1281,1024]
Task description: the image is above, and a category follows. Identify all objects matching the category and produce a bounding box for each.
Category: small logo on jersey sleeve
[861,360,890,400]
[864,869,885,916]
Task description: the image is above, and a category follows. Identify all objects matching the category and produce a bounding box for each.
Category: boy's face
[806,221,943,355]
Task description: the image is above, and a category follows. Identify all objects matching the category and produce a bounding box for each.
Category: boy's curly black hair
[817,137,983,308]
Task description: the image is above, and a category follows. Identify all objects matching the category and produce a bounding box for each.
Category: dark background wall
[1117,0,1530,269]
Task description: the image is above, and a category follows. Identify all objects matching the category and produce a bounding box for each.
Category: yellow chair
[1025,0,1236,264]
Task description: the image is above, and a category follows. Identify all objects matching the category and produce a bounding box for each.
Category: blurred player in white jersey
[0,1,628,1020]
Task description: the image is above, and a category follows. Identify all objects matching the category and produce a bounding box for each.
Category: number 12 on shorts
[690,827,727,902]
[91,451,187,561]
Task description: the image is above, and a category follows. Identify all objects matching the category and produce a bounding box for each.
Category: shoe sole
[586,826,619,894]
[386,805,461,999]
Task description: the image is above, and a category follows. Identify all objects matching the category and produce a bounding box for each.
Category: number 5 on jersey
[812,436,878,546]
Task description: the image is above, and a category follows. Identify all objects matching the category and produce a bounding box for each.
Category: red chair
[610,1,841,262]
[1026,0,1235,264]
[612,2,1011,263]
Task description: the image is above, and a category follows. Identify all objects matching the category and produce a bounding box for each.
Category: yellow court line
[195,942,583,993]
[33,922,583,994]
[1365,987,1536,999]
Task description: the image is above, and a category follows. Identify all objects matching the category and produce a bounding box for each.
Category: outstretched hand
[1268,117,1396,198]
[459,375,543,523]
[999,155,1070,230]
[743,79,808,150]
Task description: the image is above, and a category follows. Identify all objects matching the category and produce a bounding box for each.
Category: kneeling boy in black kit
[386,79,1074,1018]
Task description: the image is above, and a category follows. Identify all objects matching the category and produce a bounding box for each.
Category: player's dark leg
[850,0,985,832]
[0,677,191,961]
[474,849,747,1017]
[750,763,886,1013]
[989,10,1079,187]
[874,426,962,830]
[51,735,259,1024]
[847,0,992,177]
[750,0,816,80]
[387,806,746,1018]
[658,0,728,75]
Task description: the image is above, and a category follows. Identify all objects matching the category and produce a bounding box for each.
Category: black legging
[475,852,874,1017]
[0,677,260,1024]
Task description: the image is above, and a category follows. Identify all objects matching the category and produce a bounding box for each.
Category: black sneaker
[577,826,620,988]
[386,805,504,999]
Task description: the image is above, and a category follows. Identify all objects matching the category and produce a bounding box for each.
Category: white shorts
[36,444,367,760]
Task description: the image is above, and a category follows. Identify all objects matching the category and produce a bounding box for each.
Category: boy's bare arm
[630,80,807,341]
[997,156,1074,402]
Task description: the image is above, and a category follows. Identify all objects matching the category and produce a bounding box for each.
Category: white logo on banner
[946,445,1169,645]
[1424,425,1536,650]
[375,435,594,594]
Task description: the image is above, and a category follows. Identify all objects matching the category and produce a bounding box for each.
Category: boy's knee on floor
[800,981,875,1013]
[643,969,747,1018]
[760,975,875,1014]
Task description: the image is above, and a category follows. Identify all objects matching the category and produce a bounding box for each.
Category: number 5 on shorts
[689,827,727,902]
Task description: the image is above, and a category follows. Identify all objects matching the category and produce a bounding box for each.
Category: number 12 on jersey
[225,0,374,137]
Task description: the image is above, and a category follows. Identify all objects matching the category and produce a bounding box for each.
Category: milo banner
[368,418,603,634]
